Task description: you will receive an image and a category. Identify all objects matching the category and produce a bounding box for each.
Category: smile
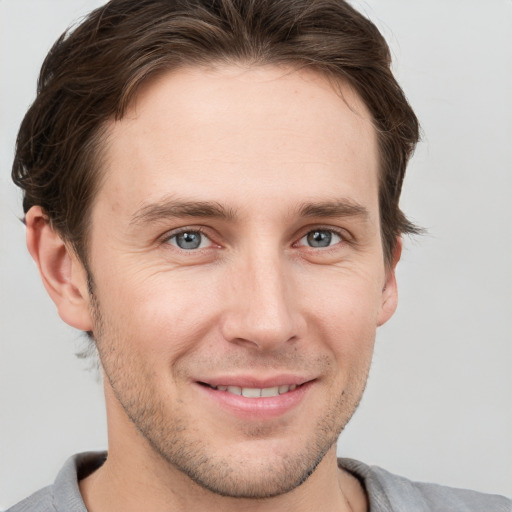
[196,379,313,419]
[208,384,298,398]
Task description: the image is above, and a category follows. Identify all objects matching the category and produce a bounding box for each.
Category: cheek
[299,268,383,365]
[301,264,385,325]
[92,265,223,361]
[91,249,385,366]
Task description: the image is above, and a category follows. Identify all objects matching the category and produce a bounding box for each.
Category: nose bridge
[221,242,301,349]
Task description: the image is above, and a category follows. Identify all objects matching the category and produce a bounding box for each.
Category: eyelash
[161,226,350,252]
[162,227,213,249]
[294,226,348,250]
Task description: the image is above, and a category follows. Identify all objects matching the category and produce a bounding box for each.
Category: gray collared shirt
[6,452,512,511]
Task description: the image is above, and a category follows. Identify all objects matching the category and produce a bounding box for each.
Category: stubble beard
[89,289,370,499]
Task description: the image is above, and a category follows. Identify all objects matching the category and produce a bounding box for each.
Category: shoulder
[5,486,55,512]
[5,452,106,512]
[339,458,512,512]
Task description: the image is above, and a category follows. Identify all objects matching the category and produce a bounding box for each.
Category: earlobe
[377,238,402,327]
[25,206,93,331]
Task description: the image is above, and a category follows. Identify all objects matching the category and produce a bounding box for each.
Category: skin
[26,65,400,512]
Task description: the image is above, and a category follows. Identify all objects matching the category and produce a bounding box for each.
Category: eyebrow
[129,197,369,227]
[297,199,370,221]
[130,198,236,226]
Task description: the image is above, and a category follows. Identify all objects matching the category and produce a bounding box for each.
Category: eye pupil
[176,231,202,249]
[307,230,332,248]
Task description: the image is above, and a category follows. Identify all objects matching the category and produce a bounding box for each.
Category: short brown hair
[12,0,420,265]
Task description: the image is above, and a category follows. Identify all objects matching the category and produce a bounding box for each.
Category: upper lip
[196,375,315,389]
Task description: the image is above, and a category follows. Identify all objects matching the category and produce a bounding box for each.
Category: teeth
[242,387,261,398]
[261,386,279,397]
[214,384,298,398]
[227,386,242,395]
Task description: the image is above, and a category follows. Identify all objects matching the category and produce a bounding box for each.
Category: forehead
[97,65,379,221]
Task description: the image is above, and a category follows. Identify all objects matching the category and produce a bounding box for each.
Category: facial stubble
[88,283,371,499]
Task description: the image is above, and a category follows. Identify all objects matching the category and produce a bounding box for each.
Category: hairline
[74,61,394,270]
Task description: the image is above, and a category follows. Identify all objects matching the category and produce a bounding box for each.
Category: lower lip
[195,381,313,420]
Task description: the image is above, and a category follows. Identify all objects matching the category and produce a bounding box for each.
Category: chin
[162,443,332,499]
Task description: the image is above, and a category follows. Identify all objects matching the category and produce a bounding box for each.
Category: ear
[377,238,402,327]
[25,206,93,331]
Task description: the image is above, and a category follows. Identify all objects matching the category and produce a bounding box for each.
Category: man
[4,0,511,511]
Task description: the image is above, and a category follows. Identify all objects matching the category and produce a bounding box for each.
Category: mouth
[195,374,318,422]
[199,382,300,398]
[195,376,315,419]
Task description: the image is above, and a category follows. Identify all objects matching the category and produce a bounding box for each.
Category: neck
[80,443,366,512]
[79,384,367,512]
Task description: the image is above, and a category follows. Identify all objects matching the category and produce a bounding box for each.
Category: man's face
[85,65,397,497]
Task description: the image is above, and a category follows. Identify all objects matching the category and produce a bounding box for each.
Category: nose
[219,248,305,351]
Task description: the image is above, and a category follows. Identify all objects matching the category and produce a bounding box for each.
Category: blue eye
[300,229,342,248]
[168,230,210,250]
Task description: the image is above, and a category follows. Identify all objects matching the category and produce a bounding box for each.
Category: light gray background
[1,0,511,508]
